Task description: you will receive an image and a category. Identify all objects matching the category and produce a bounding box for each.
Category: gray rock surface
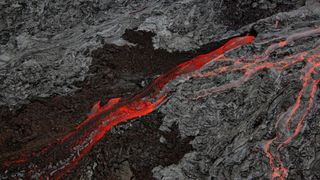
[1,0,319,179]
[154,2,320,179]
[0,0,305,107]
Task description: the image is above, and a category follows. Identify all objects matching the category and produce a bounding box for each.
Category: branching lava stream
[188,27,320,180]
[2,26,320,179]
[1,34,255,179]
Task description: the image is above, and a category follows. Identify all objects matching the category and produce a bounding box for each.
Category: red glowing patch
[188,27,320,180]
[2,34,255,179]
[4,26,320,180]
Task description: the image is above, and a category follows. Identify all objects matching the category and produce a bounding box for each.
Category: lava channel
[1,34,255,179]
[187,27,320,180]
[4,26,319,179]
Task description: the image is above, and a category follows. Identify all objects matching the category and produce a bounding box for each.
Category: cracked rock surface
[0,0,305,107]
[2,0,320,179]
[155,3,320,179]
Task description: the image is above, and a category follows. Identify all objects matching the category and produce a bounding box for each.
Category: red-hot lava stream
[3,26,320,179]
[188,27,320,180]
[2,34,255,179]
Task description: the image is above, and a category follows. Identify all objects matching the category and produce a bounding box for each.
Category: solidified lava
[185,27,320,180]
[1,35,255,179]
[2,24,320,179]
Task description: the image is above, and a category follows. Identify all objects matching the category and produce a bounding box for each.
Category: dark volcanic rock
[0,0,305,106]
[154,3,320,179]
[69,112,193,180]
[218,0,305,29]
[0,29,226,179]
[1,0,319,179]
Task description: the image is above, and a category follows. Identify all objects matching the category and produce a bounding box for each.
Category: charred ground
[0,0,314,179]
[0,29,230,179]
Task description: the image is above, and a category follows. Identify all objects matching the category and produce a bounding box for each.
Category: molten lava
[188,27,320,180]
[2,35,255,179]
[3,26,320,179]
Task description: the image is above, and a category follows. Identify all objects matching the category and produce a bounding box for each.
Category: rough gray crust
[1,0,318,179]
[0,0,305,107]
[154,2,320,179]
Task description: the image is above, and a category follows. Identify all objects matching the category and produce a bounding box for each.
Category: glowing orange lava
[2,35,255,179]
[3,26,319,179]
[189,27,320,180]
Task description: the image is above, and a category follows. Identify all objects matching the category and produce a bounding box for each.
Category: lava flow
[1,34,255,179]
[187,27,320,180]
[3,26,320,179]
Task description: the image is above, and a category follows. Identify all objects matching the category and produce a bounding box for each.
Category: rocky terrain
[1,0,320,179]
